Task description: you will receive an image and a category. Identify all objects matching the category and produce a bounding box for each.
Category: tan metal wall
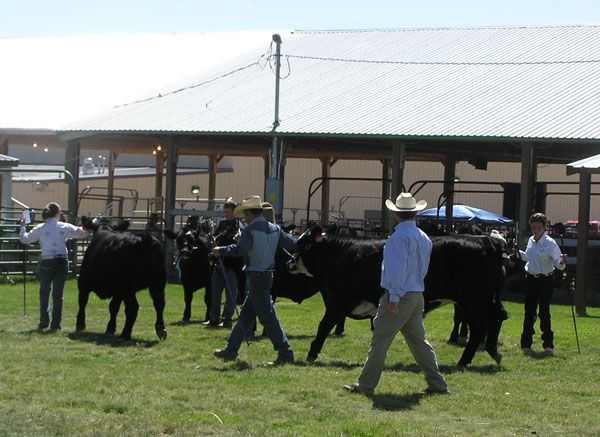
[11,157,599,224]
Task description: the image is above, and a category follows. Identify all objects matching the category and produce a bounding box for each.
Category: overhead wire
[284,54,600,66]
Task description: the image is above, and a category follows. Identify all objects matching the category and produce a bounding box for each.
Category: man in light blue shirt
[344,193,447,396]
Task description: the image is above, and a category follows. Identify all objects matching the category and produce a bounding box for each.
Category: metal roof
[567,153,600,173]
[63,25,600,141]
[0,154,19,167]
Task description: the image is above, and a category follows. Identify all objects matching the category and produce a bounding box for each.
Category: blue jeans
[210,265,238,323]
[225,271,293,359]
[37,258,68,329]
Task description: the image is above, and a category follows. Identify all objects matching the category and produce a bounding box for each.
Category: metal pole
[272,34,282,134]
[267,34,284,219]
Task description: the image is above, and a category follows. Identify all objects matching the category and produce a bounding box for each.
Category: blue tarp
[417,205,514,225]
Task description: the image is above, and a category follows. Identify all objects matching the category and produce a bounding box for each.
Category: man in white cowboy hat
[344,192,448,396]
[211,195,297,365]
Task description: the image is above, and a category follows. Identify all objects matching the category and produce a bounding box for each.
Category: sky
[2,0,600,37]
[2,0,600,129]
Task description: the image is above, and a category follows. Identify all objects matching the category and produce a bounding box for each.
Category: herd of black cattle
[75,216,524,368]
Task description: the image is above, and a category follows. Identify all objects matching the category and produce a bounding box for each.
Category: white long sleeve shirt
[380,220,432,303]
[19,218,88,259]
[518,233,565,275]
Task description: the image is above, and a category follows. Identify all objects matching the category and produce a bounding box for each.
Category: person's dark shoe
[266,355,294,366]
[49,327,61,332]
[37,324,48,332]
[202,321,220,329]
[521,347,533,356]
[213,348,237,361]
[343,383,374,396]
[543,347,554,356]
[418,387,449,396]
[219,321,232,329]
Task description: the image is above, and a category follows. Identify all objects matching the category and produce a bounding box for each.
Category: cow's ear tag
[315,234,325,243]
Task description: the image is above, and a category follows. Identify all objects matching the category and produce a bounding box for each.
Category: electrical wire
[285,54,600,66]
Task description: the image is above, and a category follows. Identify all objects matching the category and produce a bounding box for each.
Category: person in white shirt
[19,202,88,331]
[344,193,448,396]
[517,212,567,355]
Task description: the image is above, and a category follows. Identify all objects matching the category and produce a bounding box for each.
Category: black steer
[295,225,506,368]
[272,247,346,336]
[76,219,167,340]
[164,227,214,322]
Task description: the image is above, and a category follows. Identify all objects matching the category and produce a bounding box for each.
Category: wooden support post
[320,156,331,225]
[208,153,217,211]
[575,171,591,316]
[381,158,390,234]
[518,143,536,249]
[391,142,406,229]
[106,150,118,217]
[443,156,457,233]
[391,142,405,197]
[165,138,178,231]
[164,137,179,278]
[65,140,80,223]
[154,148,165,210]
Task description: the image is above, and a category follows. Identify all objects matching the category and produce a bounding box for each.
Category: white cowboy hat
[385,192,427,212]
[233,195,264,217]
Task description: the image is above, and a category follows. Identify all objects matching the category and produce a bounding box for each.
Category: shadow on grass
[66,331,159,348]
[370,392,422,411]
[285,334,321,340]
[522,350,557,360]
[297,360,364,369]
[21,328,60,335]
[384,361,501,375]
[211,360,253,372]
[578,313,600,319]
[169,320,206,327]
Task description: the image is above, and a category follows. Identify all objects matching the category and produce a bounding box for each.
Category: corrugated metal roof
[63,25,600,140]
[0,154,19,167]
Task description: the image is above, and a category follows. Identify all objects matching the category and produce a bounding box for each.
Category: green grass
[1,280,599,436]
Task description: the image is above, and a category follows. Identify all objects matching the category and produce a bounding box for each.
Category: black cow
[164,226,213,322]
[294,225,506,368]
[271,247,345,336]
[76,218,167,340]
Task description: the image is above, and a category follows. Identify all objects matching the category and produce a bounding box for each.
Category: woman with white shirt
[19,202,88,331]
[518,213,567,355]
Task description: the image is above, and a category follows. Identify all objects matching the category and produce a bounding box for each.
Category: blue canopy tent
[417,205,514,225]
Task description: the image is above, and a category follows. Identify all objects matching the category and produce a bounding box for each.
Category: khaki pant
[357,291,447,392]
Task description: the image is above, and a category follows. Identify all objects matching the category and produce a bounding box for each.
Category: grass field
[1,280,599,436]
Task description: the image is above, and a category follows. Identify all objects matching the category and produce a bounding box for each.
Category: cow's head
[164,227,210,260]
[81,216,130,233]
[290,225,329,277]
[297,225,326,253]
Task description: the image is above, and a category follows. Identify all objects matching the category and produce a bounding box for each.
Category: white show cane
[215,256,250,346]
[554,224,581,355]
